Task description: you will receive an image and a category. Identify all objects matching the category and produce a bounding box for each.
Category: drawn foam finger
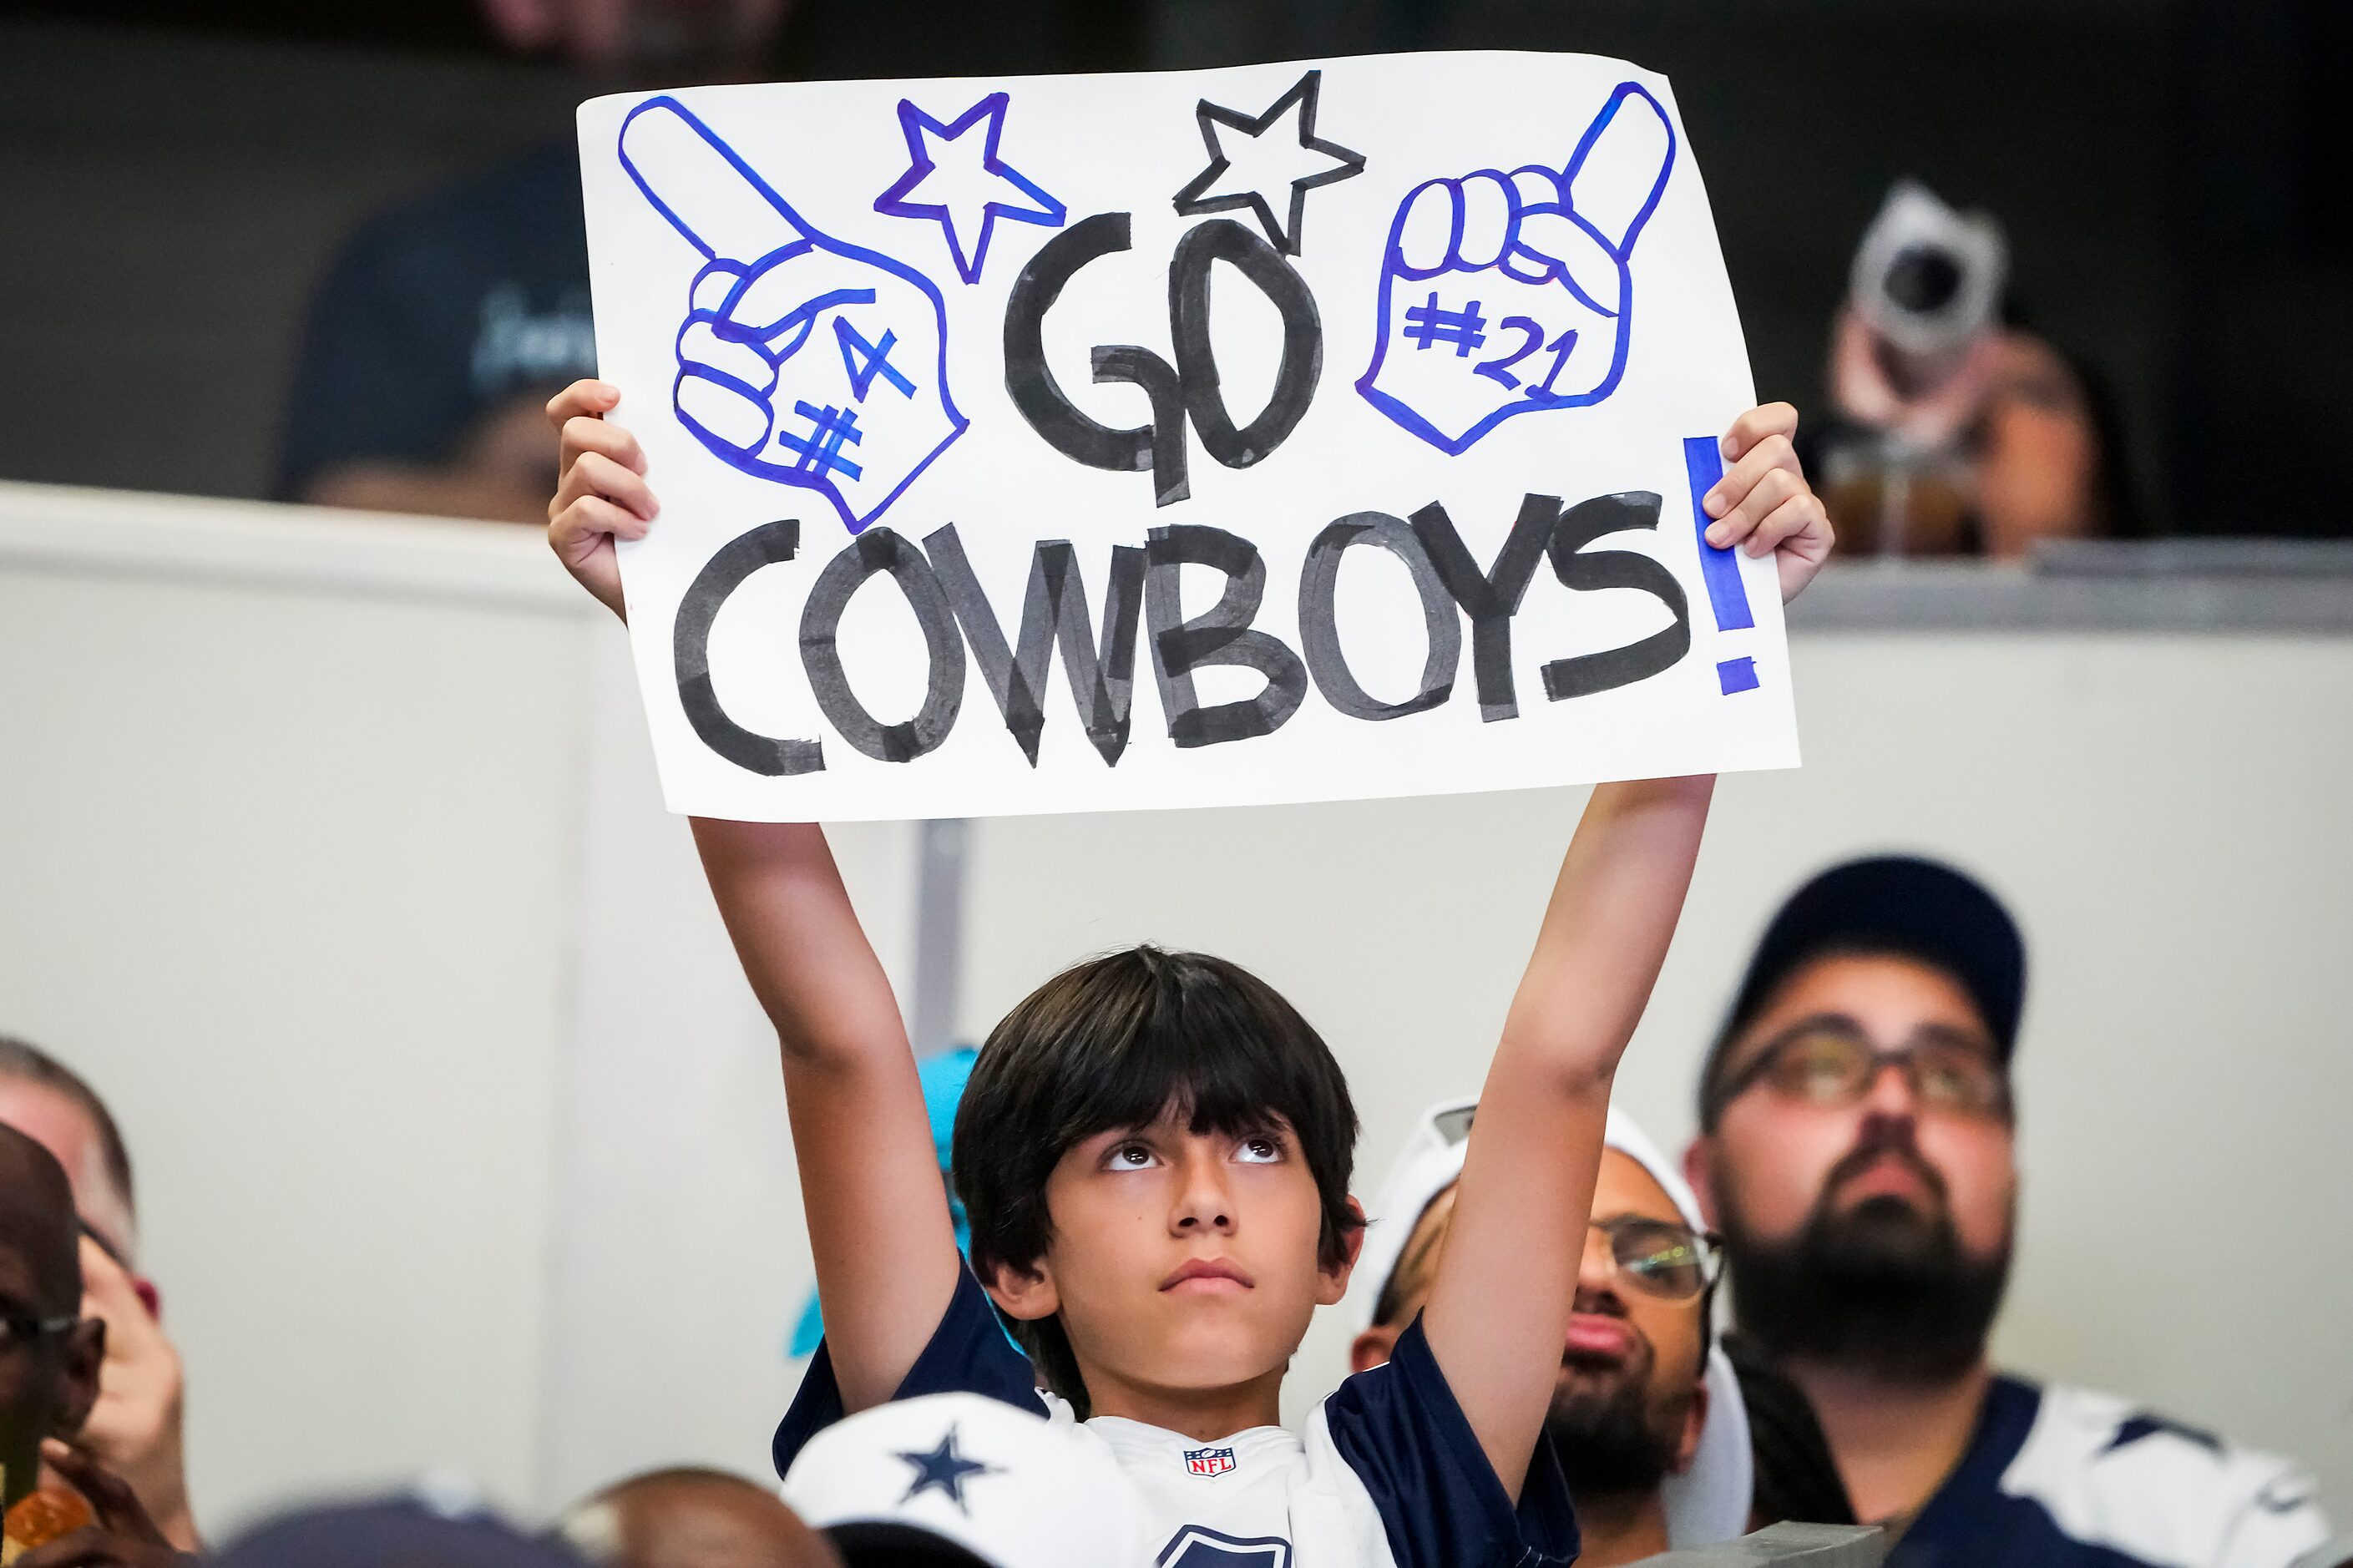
[619,97,812,266]
[1391,179,1464,276]
[1510,209,1622,313]
[677,320,777,394]
[691,262,746,316]
[1450,171,1518,270]
[1560,83,1676,257]
[677,370,773,453]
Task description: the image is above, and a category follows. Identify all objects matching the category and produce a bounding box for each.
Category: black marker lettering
[1144,524,1308,747]
[1090,344,1189,507]
[798,529,965,764]
[1297,511,1458,721]
[1003,214,1175,482]
[1539,491,1693,700]
[923,524,1146,767]
[1167,218,1321,470]
[1409,493,1560,722]
[673,518,825,777]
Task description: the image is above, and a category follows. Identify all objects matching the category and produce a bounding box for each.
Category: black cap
[1698,856,2027,1125]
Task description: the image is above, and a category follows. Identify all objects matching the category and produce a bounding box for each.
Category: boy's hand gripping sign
[578,52,1799,821]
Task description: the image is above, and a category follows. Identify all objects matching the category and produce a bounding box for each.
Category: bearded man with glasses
[1349,1103,1754,1565]
[1683,856,2327,1568]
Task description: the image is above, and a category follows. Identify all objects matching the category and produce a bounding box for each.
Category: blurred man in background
[1685,857,2326,1566]
[1350,1101,1753,1564]
[0,1040,193,1552]
[276,0,790,523]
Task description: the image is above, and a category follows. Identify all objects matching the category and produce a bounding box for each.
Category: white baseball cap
[1349,1095,1754,1549]
[781,1392,1151,1568]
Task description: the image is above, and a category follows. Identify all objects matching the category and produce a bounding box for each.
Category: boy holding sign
[546,374,1828,1565]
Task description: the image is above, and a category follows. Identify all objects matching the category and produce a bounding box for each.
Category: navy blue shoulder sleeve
[772,1263,1045,1479]
[1323,1317,1581,1568]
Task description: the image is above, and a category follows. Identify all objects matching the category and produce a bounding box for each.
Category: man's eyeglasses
[1711,1021,2011,1122]
[0,1310,78,1351]
[1591,1216,1721,1302]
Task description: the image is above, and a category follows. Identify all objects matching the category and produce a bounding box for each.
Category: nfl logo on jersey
[1184,1445,1237,1479]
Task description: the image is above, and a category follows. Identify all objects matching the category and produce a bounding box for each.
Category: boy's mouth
[1161,1258,1256,1292]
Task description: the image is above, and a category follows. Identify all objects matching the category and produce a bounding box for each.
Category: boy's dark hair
[953,946,1359,1417]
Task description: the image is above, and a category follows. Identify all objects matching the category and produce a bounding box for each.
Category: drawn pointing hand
[618,96,967,533]
[1356,82,1676,455]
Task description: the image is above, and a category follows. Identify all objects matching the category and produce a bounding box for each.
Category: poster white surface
[578,51,1798,821]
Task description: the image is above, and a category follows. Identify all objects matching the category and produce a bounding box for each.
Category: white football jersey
[1891,1376,2327,1568]
[777,1267,1581,1568]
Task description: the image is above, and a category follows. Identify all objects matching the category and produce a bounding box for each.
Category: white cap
[782,1393,1151,1568]
[1349,1096,1754,1550]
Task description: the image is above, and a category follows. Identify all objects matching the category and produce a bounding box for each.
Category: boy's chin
[1137,1302,1312,1383]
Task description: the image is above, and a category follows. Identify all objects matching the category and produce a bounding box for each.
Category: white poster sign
[578,52,1798,821]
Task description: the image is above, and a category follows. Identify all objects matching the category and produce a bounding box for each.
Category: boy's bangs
[1050,1001,1299,1153]
[1015,948,1340,1161]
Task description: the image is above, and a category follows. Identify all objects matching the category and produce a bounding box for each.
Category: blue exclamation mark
[1683,435,1759,695]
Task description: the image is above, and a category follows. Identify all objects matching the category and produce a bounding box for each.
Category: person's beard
[1546,1343,1693,1495]
[1718,1125,2013,1386]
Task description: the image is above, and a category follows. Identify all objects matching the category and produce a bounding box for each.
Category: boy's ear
[1682,1136,1721,1227]
[980,1257,1061,1323]
[1316,1196,1369,1306]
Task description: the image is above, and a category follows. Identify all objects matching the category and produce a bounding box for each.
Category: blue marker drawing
[617,95,965,534]
[1682,433,1760,694]
[873,93,1066,285]
[1357,82,1676,455]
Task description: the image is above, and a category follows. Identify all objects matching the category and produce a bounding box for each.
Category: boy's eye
[1106,1141,1159,1171]
[1234,1136,1282,1165]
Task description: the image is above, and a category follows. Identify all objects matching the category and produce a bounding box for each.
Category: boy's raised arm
[1420,403,1831,1499]
[1418,776,1713,1500]
[693,818,964,1414]
[543,380,960,1414]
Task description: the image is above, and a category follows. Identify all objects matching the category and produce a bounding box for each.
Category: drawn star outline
[873,92,1066,285]
[895,1427,995,1512]
[1172,68,1364,256]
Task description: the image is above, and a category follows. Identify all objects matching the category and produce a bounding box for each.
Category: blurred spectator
[1809,182,2142,558]
[276,0,790,524]
[0,1039,194,1552]
[0,1125,102,1503]
[213,1498,583,1568]
[1720,1335,1856,1535]
[0,1125,183,1568]
[1684,857,2327,1566]
[554,1467,841,1568]
[1349,1101,1753,1564]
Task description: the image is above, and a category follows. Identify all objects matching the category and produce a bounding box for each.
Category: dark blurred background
[2,0,2344,536]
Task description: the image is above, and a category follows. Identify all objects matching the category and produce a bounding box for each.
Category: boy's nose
[1171,1150,1237,1233]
